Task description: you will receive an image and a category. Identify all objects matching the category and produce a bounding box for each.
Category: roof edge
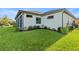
[15,8,77,19]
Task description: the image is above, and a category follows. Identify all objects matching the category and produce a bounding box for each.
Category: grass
[0,27,63,51]
[46,29,79,51]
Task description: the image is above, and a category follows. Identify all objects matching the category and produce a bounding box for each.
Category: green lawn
[46,29,79,51]
[0,27,63,51]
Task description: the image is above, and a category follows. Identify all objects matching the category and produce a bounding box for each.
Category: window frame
[26,14,33,18]
[47,15,54,19]
[36,17,41,24]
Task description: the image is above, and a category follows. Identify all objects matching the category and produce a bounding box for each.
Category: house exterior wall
[16,13,25,30]
[63,12,75,27]
[22,12,63,30]
[16,11,76,31]
[23,13,43,30]
[42,12,62,30]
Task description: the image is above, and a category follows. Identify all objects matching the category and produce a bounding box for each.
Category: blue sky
[0,8,79,19]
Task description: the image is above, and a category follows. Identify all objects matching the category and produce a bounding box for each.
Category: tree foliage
[0,16,10,26]
[0,16,16,26]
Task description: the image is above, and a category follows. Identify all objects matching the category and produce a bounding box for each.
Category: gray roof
[15,8,76,19]
[28,10,43,14]
[43,8,76,19]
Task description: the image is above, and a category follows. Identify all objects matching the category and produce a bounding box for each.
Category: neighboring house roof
[15,8,76,19]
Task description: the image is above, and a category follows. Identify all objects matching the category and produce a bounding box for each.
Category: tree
[0,16,10,26]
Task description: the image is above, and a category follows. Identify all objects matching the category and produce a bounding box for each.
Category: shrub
[69,26,73,31]
[60,26,69,34]
[51,28,56,31]
[58,27,61,32]
[36,26,40,29]
[33,25,37,29]
[47,27,50,30]
[75,24,78,28]
[44,26,47,29]
[28,26,33,30]
[33,25,40,29]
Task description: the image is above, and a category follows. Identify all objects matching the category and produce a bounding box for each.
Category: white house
[15,8,76,31]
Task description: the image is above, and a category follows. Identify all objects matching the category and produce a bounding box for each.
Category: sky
[0,8,79,20]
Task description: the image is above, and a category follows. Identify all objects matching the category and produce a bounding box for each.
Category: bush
[58,26,69,34]
[33,25,37,29]
[33,25,40,29]
[58,27,61,32]
[75,24,78,28]
[69,26,73,31]
[60,26,69,34]
[28,26,33,30]
[51,28,56,31]
[44,26,47,29]
[47,27,50,30]
[36,26,40,29]
[28,26,41,30]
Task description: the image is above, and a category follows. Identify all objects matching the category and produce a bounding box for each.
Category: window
[47,15,54,19]
[26,15,32,18]
[36,17,41,24]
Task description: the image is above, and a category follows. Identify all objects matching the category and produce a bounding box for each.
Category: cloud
[0,8,79,20]
[0,8,57,19]
[0,8,17,19]
[68,8,79,18]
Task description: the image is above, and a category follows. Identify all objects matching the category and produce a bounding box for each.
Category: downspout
[62,11,64,28]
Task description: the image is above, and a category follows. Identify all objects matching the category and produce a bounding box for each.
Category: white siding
[16,13,24,30]
[22,12,63,30]
[42,12,62,30]
[63,13,75,27]
[23,13,42,30]
[16,11,76,30]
